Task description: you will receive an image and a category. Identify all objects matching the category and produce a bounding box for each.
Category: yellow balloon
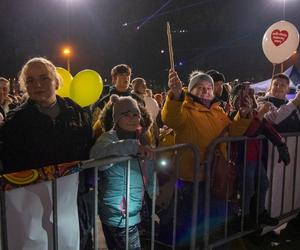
[70,69,103,107]
[56,67,73,97]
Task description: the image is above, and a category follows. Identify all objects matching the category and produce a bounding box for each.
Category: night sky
[1,0,300,91]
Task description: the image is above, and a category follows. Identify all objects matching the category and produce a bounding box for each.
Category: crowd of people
[0,57,300,249]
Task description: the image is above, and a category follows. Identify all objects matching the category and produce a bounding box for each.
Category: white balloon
[262,20,299,64]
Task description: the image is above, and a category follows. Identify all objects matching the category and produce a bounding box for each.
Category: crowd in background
[0,58,300,249]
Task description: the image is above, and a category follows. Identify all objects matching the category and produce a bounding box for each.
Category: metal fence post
[172,150,179,250]
[190,152,200,250]
[151,170,157,250]
[241,138,248,232]
[125,160,131,250]
[203,157,212,250]
[0,189,7,250]
[93,167,99,250]
[52,179,58,250]
[292,136,299,210]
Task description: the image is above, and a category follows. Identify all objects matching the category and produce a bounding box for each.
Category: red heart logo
[271,29,289,46]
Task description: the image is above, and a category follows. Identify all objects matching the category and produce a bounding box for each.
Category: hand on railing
[137,145,155,160]
[277,143,290,166]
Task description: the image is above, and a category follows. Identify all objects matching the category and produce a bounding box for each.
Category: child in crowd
[90,94,156,250]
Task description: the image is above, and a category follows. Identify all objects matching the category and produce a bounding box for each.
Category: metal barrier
[203,132,300,250]
[0,143,200,250]
[1,132,300,250]
[83,143,201,250]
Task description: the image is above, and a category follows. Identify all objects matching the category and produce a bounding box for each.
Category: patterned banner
[0,161,81,191]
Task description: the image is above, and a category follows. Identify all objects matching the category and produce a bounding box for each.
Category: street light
[62,47,71,72]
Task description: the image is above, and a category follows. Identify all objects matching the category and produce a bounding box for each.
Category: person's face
[270,78,289,100]
[25,62,58,106]
[117,112,141,132]
[0,82,9,105]
[190,80,214,100]
[213,81,224,97]
[136,83,146,95]
[154,95,162,105]
[114,73,131,92]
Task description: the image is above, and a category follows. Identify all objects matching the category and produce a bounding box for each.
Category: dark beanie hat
[206,70,225,83]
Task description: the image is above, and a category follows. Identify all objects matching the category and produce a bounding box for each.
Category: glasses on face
[25,75,52,86]
[120,111,140,118]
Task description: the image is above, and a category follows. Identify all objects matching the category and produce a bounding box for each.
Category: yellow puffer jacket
[161,91,251,182]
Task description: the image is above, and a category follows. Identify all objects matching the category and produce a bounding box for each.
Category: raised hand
[168,69,182,100]
[257,102,271,120]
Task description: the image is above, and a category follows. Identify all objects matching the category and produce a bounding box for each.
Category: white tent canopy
[251,66,295,92]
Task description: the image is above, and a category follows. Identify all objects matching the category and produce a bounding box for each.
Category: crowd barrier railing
[0,143,201,250]
[203,132,300,250]
[2,132,300,250]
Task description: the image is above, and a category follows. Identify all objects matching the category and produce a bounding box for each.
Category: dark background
[1,0,300,91]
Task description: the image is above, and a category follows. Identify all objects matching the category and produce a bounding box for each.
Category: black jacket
[91,86,145,112]
[0,96,93,173]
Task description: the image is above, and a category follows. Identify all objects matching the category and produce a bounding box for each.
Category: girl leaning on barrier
[161,69,252,247]
[0,57,94,250]
[90,94,157,250]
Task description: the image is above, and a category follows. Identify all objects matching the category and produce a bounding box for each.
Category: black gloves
[277,143,290,166]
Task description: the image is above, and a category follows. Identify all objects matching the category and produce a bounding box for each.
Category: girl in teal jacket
[90,94,156,250]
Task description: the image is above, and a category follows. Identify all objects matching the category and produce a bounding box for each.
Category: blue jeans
[102,223,141,250]
[241,161,269,215]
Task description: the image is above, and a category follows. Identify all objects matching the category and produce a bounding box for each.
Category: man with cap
[161,69,251,247]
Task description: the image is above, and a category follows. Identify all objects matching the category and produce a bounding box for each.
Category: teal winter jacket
[90,130,156,228]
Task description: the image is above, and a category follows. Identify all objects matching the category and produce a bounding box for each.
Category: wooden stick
[167,22,175,70]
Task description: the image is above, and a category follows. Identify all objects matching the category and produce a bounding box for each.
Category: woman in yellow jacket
[161,69,251,247]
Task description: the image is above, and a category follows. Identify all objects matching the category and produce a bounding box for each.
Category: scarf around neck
[188,93,214,108]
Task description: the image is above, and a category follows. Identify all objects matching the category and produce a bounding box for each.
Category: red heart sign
[271,29,289,46]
